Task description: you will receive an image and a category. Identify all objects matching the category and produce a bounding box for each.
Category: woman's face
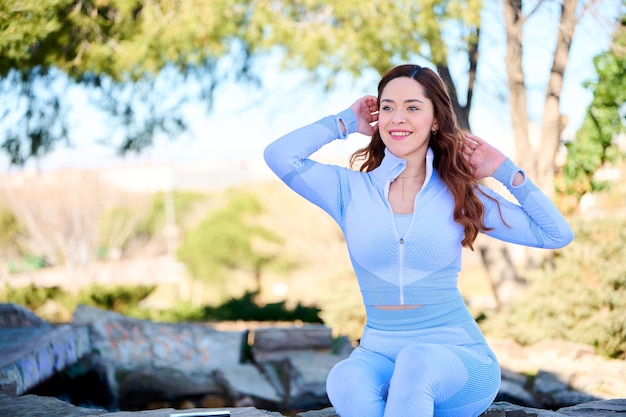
[378,77,438,161]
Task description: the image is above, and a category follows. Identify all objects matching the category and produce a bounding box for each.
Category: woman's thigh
[326,347,396,417]
[388,343,500,417]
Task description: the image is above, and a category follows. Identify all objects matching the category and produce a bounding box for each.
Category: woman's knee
[326,353,393,416]
[326,357,386,398]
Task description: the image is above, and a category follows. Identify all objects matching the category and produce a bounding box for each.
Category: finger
[466,134,484,149]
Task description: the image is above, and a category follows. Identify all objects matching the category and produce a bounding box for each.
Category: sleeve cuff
[315,108,358,140]
[336,108,358,137]
[493,158,521,186]
[493,158,538,203]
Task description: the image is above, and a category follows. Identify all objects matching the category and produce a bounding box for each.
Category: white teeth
[390,131,411,137]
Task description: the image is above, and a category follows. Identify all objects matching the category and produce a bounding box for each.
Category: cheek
[377,113,391,127]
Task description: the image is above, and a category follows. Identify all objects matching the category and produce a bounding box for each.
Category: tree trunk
[504,0,579,269]
[503,0,536,178]
[538,0,578,196]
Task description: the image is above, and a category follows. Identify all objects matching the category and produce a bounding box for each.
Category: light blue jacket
[264,108,574,307]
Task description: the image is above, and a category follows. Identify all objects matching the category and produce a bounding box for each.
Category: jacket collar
[370,147,435,187]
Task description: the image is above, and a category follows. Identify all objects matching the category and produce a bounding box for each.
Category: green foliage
[143,191,206,236]
[200,291,322,323]
[82,284,156,315]
[135,191,204,239]
[0,0,73,76]
[0,0,485,163]
[0,285,322,325]
[2,284,64,310]
[97,191,205,258]
[481,216,626,359]
[0,283,155,320]
[176,192,282,290]
[246,0,482,79]
[0,0,257,163]
[7,255,48,273]
[0,207,24,255]
[559,18,626,201]
[0,0,250,80]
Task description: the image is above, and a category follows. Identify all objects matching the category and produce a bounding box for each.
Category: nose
[391,110,406,124]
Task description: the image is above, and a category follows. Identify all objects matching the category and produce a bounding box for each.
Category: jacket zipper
[398,237,405,305]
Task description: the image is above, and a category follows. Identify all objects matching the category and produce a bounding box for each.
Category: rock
[72,305,283,410]
[497,379,539,408]
[296,407,337,417]
[6,394,623,417]
[251,325,334,355]
[489,337,626,408]
[0,303,91,397]
[485,401,567,416]
[0,303,50,327]
[217,362,283,406]
[0,391,104,417]
[557,398,626,416]
[3,304,626,417]
[252,328,352,411]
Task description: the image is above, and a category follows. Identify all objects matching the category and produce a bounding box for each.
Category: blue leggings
[326,303,500,417]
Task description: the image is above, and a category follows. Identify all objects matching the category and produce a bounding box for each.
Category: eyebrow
[380,98,424,104]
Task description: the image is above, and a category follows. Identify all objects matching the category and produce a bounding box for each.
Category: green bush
[0,285,322,325]
[80,284,156,315]
[2,284,64,310]
[0,284,156,321]
[137,191,205,239]
[176,192,282,293]
[200,291,322,323]
[0,207,23,249]
[481,216,626,359]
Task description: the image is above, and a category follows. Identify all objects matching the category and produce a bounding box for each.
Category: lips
[388,130,412,140]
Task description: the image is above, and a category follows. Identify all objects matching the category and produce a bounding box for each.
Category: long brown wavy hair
[349,64,494,249]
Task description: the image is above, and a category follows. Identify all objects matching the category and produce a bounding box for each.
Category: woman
[263,64,574,417]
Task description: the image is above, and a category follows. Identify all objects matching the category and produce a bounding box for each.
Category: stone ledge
[0,303,91,397]
[1,393,625,417]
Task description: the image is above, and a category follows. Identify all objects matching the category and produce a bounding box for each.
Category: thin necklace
[396,173,426,202]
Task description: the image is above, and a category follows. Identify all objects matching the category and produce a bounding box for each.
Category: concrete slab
[0,305,91,397]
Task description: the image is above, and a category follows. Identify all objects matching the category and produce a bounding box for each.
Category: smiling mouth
[389,131,412,139]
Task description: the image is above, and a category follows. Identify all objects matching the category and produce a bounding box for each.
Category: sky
[1,0,622,182]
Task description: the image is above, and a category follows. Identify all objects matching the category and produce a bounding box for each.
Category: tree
[558,15,626,206]
[176,192,283,301]
[0,0,256,163]
[503,0,577,196]
[500,0,624,274]
[0,169,149,278]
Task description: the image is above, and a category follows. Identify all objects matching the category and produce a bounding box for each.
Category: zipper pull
[399,238,404,244]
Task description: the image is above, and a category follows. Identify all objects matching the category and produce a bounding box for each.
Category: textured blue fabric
[263,109,574,307]
[263,108,574,417]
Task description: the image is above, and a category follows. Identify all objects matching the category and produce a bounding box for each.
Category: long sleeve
[480,158,574,249]
[263,109,358,223]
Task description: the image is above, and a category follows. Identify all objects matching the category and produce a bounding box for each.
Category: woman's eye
[381,105,392,111]
[408,106,419,111]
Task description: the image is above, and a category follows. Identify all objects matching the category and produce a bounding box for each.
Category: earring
[431,129,438,136]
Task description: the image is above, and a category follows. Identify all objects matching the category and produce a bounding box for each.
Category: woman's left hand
[462,133,507,180]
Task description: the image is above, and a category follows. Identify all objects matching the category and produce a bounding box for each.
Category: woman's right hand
[350,95,379,136]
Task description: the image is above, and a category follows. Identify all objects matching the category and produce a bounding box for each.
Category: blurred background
[0,0,625,359]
